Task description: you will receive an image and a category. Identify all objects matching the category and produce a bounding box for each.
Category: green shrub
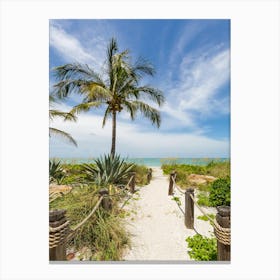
[83,154,135,186]
[209,177,230,206]
[197,192,211,207]
[186,234,217,261]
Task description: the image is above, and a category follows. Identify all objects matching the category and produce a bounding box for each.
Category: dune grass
[49,162,149,260]
[161,161,230,189]
[50,185,130,260]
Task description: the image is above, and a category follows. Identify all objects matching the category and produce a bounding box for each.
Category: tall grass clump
[49,185,129,260]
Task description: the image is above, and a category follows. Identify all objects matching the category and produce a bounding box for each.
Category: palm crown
[53,38,164,156]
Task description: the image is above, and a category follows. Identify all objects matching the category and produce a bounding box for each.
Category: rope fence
[49,172,139,261]
[168,171,231,261]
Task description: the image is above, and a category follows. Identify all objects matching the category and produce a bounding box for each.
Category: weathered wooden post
[49,209,69,261]
[129,172,136,193]
[185,188,194,229]
[99,188,112,211]
[168,171,176,195]
[147,168,152,183]
[215,206,231,261]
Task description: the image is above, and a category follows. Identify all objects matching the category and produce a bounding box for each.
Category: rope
[189,194,215,223]
[49,220,70,249]
[50,175,135,245]
[171,194,185,215]
[171,176,185,194]
[126,175,134,188]
[49,190,72,203]
[71,196,103,232]
[213,220,231,245]
[189,194,231,245]
[120,189,139,209]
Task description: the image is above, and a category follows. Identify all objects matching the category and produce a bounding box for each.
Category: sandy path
[122,167,216,261]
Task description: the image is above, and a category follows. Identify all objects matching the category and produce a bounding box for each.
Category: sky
[49,19,230,158]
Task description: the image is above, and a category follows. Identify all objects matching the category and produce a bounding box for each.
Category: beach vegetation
[83,154,135,186]
[162,161,230,189]
[172,196,182,206]
[186,234,217,261]
[49,159,65,184]
[197,192,211,207]
[209,177,230,206]
[197,214,215,222]
[50,185,129,260]
[52,38,164,157]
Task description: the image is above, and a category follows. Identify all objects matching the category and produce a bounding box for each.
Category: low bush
[197,192,211,207]
[209,177,230,206]
[186,234,217,261]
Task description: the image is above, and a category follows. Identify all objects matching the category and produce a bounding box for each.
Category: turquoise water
[50,157,229,166]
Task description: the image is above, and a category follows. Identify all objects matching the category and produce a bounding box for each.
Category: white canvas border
[0,0,279,279]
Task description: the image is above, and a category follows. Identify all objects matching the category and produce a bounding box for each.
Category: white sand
[122,167,217,261]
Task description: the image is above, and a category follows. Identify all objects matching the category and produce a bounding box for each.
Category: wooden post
[168,171,176,195]
[99,188,112,211]
[216,206,231,261]
[185,188,194,229]
[147,168,152,184]
[129,172,136,193]
[49,209,68,261]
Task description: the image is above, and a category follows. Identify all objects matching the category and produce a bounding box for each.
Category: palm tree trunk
[111,111,116,157]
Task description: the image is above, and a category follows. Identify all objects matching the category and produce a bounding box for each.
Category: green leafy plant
[83,154,135,186]
[172,196,181,206]
[49,159,65,184]
[197,214,215,222]
[197,192,211,207]
[209,177,230,206]
[186,234,217,261]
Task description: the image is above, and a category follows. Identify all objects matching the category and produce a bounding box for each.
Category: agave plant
[49,159,65,184]
[83,154,135,186]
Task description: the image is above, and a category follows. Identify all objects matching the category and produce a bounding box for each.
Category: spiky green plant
[49,159,65,184]
[83,154,135,186]
[53,38,164,157]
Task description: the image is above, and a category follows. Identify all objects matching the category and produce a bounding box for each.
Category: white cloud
[50,23,94,63]
[49,112,229,158]
[49,22,107,70]
[162,47,230,130]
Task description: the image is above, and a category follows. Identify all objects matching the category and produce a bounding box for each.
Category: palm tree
[49,94,78,146]
[52,38,164,157]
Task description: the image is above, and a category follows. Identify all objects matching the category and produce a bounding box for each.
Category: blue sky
[49,19,230,158]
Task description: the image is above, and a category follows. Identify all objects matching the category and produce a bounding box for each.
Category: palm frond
[49,127,77,147]
[52,63,105,99]
[102,106,111,128]
[134,86,165,106]
[70,101,103,115]
[122,101,136,120]
[133,57,155,77]
[82,83,111,102]
[49,109,77,122]
[130,101,161,128]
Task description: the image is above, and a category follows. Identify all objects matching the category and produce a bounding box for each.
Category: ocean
[50,157,229,167]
